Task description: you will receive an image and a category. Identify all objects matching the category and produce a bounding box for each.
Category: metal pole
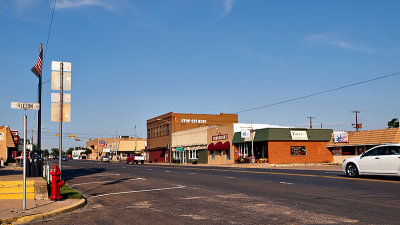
[38,44,42,159]
[59,62,63,171]
[134,125,137,152]
[251,122,255,164]
[23,115,27,210]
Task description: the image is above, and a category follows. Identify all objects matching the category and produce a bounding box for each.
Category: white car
[342,144,400,177]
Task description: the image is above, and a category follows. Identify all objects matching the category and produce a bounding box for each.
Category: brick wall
[268,141,333,164]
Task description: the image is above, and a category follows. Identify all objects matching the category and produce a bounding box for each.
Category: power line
[235,71,400,114]
[44,0,57,61]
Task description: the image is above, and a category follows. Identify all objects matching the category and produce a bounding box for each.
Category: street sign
[176,147,185,152]
[11,102,40,110]
[51,93,71,103]
[51,61,71,71]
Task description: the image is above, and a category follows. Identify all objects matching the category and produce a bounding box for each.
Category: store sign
[103,148,110,153]
[334,131,348,143]
[99,140,106,146]
[290,130,308,140]
[212,134,228,141]
[176,147,185,152]
[241,130,251,138]
[181,119,207,124]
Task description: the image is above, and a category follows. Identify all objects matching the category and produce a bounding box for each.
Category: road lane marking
[225,176,235,179]
[90,185,186,198]
[146,166,400,184]
[128,178,146,181]
[280,182,294,185]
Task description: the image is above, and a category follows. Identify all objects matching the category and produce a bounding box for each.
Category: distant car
[61,155,68,161]
[100,155,110,163]
[342,144,400,177]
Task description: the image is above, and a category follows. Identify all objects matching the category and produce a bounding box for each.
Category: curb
[0,198,86,225]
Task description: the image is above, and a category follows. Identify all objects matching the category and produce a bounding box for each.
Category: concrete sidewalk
[0,198,85,224]
[0,166,85,224]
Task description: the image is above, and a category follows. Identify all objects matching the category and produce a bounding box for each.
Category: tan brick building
[147,112,238,163]
[0,126,16,162]
[86,137,136,160]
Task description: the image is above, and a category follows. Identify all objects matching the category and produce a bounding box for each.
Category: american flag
[31,47,43,78]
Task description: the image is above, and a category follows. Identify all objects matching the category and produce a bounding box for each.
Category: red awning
[208,143,215,151]
[214,141,223,150]
[223,141,230,150]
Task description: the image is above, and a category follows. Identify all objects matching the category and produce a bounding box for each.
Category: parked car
[100,155,110,163]
[342,144,400,177]
[61,155,68,161]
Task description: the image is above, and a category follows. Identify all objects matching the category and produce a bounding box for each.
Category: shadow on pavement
[62,168,106,181]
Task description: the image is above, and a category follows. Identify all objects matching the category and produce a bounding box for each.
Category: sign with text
[51,103,71,122]
[11,102,39,110]
[241,130,251,139]
[212,134,228,141]
[290,130,308,140]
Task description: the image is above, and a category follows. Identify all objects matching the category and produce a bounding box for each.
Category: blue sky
[1,0,400,149]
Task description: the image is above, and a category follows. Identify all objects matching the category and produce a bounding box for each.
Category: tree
[43,149,50,158]
[51,148,59,157]
[67,147,74,155]
[84,148,92,155]
[388,118,399,128]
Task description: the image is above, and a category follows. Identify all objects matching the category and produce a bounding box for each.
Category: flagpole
[38,43,43,161]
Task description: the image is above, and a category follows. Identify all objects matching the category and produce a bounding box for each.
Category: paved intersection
[35,160,400,224]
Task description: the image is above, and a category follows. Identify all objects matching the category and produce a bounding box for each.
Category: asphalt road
[35,160,400,225]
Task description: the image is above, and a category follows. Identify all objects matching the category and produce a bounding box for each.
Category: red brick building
[233,128,333,164]
[147,112,238,163]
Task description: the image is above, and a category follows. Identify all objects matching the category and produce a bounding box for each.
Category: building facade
[86,137,136,160]
[147,112,238,163]
[0,126,17,162]
[327,128,400,163]
[233,128,333,164]
[107,139,147,161]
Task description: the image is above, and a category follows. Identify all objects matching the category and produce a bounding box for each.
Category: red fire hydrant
[49,165,65,200]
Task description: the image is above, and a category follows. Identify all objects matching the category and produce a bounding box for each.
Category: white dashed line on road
[280,182,294,185]
[225,176,235,179]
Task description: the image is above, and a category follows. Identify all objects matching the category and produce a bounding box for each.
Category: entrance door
[182,151,187,164]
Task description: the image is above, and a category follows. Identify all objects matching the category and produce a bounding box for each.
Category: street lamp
[156,118,172,164]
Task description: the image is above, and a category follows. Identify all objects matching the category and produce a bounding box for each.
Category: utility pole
[307,116,315,129]
[352,111,361,131]
[134,125,137,152]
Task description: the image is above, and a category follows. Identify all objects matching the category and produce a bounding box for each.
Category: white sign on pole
[51,93,71,103]
[51,103,71,122]
[52,61,71,71]
[11,102,40,110]
[241,130,251,138]
[51,71,71,90]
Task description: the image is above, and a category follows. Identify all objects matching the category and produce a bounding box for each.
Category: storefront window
[211,151,215,160]
[226,150,230,160]
[291,146,306,156]
[188,150,198,159]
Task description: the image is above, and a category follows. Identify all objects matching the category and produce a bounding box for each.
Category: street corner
[0,198,86,225]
